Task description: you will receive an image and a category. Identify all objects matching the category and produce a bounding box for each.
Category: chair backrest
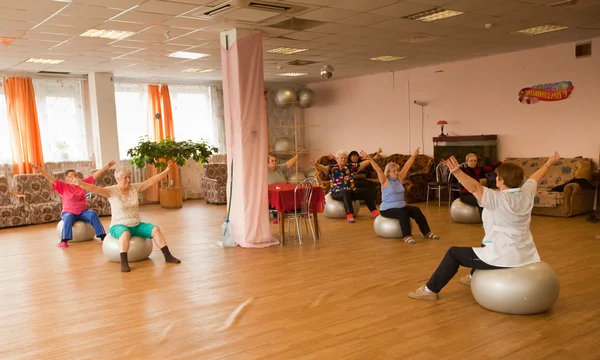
[294,177,317,215]
[435,163,450,184]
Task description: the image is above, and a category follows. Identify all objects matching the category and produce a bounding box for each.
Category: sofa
[202,163,227,204]
[315,153,435,204]
[503,157,595,217]
[0,175,29,228]
[13,174,63,225]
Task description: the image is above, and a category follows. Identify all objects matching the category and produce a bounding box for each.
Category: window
[169,85,214,144]
[114,83,149,160]
[34,79,88,162]
[0,87,12,164]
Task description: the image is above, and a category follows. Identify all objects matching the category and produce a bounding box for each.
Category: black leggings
[331,188,377,215]
[426,246,503,293]
[380,205,431,237]
[460,193,483,219]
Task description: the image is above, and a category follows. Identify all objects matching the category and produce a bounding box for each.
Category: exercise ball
[323,192,360,218]
[450,198,481,224]
[287,172,306,184]
[273,137,294,160]
[373,215,411,238]
[56,220,95,242]
[275,88,297,108]
[297,87,316,108]
[471,262,560,315]
[304,168,316,179]
[102,234,153,262]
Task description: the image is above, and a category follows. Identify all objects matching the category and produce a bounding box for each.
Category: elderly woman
[362,148,439,244]
[408,151,560,301]
[267,153,299,185]
[75,165,181,272]
[313,149,378,223]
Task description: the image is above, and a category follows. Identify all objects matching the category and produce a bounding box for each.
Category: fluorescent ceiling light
[515,24,568,35]
[370,55,407,61]
[182,68,216,73]
[277,72,307,77]
[405,9,464,22]
[26,58,65,64]
[80,29,135,40]
[168,51,209,59]
[267,47,309,55]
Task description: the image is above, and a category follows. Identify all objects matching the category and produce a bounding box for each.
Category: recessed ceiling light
[405,9,464,22]
[26,58,65,64]
[277,72,307,77]
[370,56,407,61]
[267,47,309,55]
[515,24,568,35]
[0,37,16,45]
[80,29,135,40]
[182,68,216,73]
[168,51,209,59]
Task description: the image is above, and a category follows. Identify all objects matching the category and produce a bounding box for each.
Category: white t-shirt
[473,179,541,267]
[107,184,142,227]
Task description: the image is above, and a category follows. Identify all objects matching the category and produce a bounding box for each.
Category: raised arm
[360,150,387,188]
[398,147,420,181]
[285,154,299,169]
[529,152,560,184]
[139,164,172,192]
[92,160,116,180]
[311,159,329,173]
[446,156,485,202]
[31,164,57,185]
[373,148,383,160]
[357,158,371,172]
[73,177,111,198]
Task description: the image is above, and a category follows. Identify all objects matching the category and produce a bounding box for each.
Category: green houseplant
[127,136,219,188]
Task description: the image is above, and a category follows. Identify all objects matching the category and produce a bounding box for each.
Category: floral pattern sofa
[0,175,29,229]
[503,157,595,217]
[202,163,227,204]
[315,153,435,204]
[13,174,63,225]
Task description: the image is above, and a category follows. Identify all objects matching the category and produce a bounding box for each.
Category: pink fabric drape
[221,32,278,248]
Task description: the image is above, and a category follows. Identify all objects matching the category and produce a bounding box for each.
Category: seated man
[32,161,115,248]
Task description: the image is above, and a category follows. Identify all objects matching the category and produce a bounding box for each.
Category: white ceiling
[0,0,599,85]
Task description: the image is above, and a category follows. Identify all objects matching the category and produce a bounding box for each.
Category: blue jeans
[61,210,105,241]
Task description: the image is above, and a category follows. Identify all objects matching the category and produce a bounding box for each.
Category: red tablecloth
[268,184,325,213]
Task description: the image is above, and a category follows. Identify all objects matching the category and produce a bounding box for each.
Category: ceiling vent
[191,0,310,25]
[38,71,71,75]
[548,0,577,7]
[281,59,317,66]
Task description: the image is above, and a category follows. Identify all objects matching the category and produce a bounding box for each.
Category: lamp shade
[437,120,448,125]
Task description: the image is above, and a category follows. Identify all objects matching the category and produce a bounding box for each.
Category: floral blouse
[328,163,359,193]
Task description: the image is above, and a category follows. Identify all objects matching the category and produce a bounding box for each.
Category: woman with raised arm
[74,164,181,272]
[362,148,439,244]
[32,161,115,248]
[408,151,560,301]
[313,149,379,223]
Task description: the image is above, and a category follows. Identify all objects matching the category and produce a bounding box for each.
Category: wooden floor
[1,200,599,359]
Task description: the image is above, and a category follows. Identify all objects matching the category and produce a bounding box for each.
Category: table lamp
[437,120,448,136]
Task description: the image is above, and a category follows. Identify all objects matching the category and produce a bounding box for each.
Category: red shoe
[272,218,279,224]
[59,242,69,248]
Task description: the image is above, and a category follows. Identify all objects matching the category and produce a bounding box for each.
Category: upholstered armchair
[13,174,63,225]
[202,163,227,204]
[0,175,29,228]
[90,169,117,216]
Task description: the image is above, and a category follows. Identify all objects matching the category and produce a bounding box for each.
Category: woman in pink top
[32,161,115,248]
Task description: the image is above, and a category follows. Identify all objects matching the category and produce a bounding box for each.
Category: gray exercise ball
[275,88,297,108]
[287,172,306,184]
[323,192,360,218]
[373,215,412,238]
[297,87,316,108]
[471,262,560,315]
[56,220,95,242]
[102,234,153,262]
[273,137,294,160]
[450,198,481,224]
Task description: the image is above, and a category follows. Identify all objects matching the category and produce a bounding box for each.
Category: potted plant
[127,136,219,207]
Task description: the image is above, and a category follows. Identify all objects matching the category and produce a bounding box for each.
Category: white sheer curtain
[33,79,88,163]
[169,84,213,143]
[209,85,226,153]
[0,85,12,166]
[114,83,149,160]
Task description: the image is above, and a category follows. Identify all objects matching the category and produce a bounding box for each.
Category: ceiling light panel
[26,58,65,64]
[81,29,136,40]
[405,9,465,22]
[515,24,568,35]
[168,51,209,59]
[182,68,216,73]
[277,72,308,77]
[370,55,407,61]
[267,47,309,54]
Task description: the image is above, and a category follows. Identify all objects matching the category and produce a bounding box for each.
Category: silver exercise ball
[102,234,153,262]
[450,198,481,224]
[471,262,560,315]
[323,192,360,218]
[373,215,412,238]
[297,87,316,108]
[56,220,95,242]
[287,172,306,184]
[275,88,297,108]
[273,137,294,160]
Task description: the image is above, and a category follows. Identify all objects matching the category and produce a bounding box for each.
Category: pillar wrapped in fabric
[220,29,278,247]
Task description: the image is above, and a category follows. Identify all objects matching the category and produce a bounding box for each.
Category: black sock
[99,234,106,241]
[61,239,69,243]
[160,246,181,264]
[120,252,130,272]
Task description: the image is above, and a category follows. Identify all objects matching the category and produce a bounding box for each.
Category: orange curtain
[3,77,44,174]
[146,84,180,202]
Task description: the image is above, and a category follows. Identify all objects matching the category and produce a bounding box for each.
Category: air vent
[576,42,591,58]
[548,0,577,7]
[38,71,71,75]
[204,4,233,16]
[192,0,310,25]
[282,60,317,66]
[269,18,326,31]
